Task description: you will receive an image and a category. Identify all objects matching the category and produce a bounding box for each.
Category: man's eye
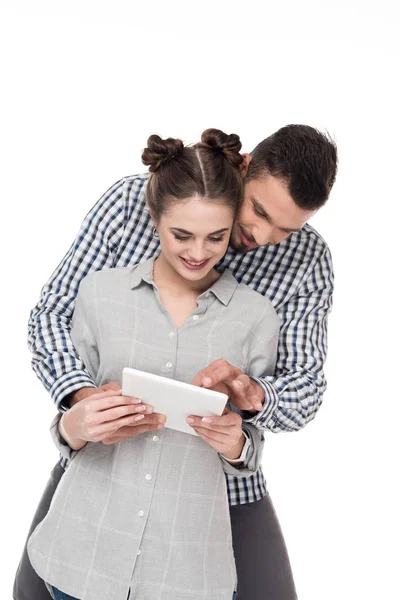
[208,237,224,243]
[174,235,191,242]
[253,207,265,218]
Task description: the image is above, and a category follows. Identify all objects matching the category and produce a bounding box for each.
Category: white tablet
[122,367,228,436]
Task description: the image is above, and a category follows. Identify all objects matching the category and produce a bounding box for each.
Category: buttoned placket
[148,283,211,377]
[129,282,213,579]
[130,426,165,578]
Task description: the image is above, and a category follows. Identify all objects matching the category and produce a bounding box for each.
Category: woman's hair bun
[197,128,243,168]
[142,135,184,172]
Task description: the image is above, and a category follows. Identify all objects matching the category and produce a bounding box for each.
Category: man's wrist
[66,386,97,408]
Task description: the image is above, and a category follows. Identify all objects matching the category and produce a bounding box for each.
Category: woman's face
[155,196,234,282]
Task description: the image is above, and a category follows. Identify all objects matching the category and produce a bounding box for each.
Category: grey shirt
[28,258,280,600]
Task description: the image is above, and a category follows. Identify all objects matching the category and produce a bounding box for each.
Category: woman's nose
[187,242,206,261]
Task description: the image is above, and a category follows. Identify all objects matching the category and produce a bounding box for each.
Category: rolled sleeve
[219,424,265,478]
[240,377,278,427]
[51,371,97,412]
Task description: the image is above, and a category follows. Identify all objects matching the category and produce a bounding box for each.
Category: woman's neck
[153,253,220,297]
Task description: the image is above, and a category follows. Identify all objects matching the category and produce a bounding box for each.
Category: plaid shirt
[28,174,334,505]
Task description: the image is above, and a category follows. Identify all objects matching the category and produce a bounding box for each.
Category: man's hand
[191,359,264,413]
[60,387,166,449]
[186,408,245,460]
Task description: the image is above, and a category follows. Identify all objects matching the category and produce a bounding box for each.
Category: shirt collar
[130,256,238,306]
[130,257,157,289]
[198,269,238,306]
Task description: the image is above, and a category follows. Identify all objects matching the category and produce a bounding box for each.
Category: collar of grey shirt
[129,256,239,306]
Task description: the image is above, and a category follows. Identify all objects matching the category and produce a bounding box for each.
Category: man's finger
[232,373,251,393]
[203,365,241,388]
[192,359,239,388]
[234,377,264,411]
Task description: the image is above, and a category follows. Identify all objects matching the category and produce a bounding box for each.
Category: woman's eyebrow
[170,227,229,235]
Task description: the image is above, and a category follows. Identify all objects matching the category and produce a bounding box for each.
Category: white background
[1,1,399,599]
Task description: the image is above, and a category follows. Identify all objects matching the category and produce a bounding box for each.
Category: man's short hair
[246,125,338,210]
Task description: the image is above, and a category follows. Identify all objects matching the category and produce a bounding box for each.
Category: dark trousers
[13,463,297,600]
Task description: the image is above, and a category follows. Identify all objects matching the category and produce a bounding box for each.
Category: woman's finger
[94,402,153,424]
[191,426,238,445]
[89,412,163,440]
[85,391,142,412]
[193,429,234,452]
[187,411,242,431]
[100,417,167,444]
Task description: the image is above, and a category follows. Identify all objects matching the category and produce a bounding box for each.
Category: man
[14,124,337,600]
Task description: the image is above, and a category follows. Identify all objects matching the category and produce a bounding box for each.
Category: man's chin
[229,239,254,254]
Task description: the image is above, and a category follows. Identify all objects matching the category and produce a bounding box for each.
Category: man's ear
[240,153,251,178]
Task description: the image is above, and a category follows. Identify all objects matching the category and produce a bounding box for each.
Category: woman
[27,129,280,600]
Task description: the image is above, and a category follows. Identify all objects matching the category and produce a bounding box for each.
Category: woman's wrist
[59,414,87,451]
[222,433,245,461]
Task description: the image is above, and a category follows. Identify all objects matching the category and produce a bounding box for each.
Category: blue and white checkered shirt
[28,174,334,505]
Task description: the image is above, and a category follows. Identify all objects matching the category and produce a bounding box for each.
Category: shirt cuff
[220,431,250,463]
[240,377,278,427]
[50,414,80,463]
[50,371,97,412]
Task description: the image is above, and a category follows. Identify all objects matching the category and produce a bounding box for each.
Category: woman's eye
[208,237,224,243]
[174,235,191,242]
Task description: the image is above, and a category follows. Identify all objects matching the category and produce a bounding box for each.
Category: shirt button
[145,473,152,481]
[192,315,199,321]
[152,435,160,442]
[137,549,141,556]
[138,510,145,518]
[166,362,173,369]
[168,331,175,338]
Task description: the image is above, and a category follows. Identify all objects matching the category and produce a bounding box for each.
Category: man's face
[231,175,316,252]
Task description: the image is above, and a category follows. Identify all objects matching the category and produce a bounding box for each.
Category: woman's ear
[149,210,158,227]
[240,153,251,177]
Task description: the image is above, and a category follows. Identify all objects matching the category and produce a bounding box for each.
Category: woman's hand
[186,408,245,460]
[59,388,156,449]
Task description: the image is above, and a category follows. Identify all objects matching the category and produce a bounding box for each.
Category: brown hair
[142,128,244,221]
[246,124,338,210]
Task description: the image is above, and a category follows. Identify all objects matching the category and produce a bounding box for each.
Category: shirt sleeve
[243,247,334,433]
[27,177,130,409]
[49,281,100,461]
[50,413,81,462]
[218,423,265,478]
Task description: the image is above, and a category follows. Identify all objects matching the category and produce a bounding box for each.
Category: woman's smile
[179,256,211,270]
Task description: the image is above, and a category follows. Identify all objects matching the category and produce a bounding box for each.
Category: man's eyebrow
[170,227,230,235]
[251,197,301,233]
